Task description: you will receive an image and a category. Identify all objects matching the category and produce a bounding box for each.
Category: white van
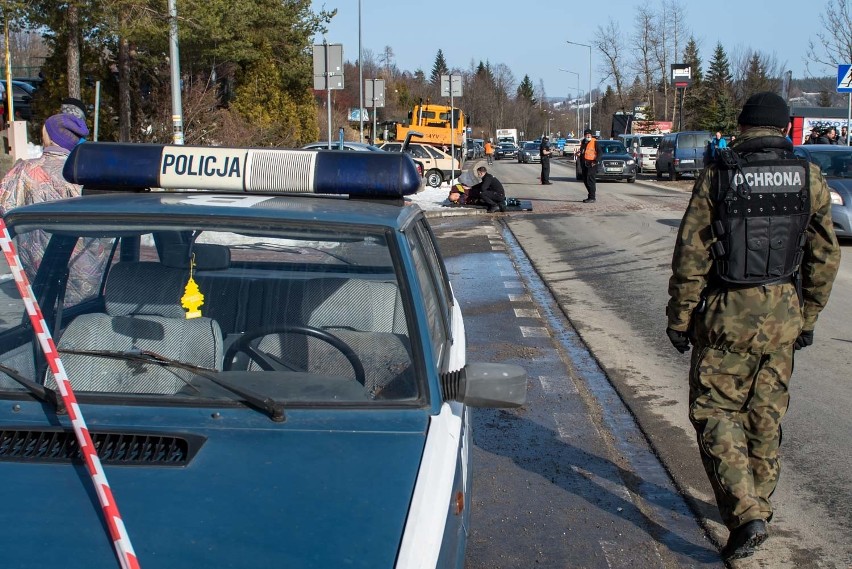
[619,134,663,173]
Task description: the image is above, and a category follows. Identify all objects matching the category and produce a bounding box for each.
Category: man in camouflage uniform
[666,92,840,562]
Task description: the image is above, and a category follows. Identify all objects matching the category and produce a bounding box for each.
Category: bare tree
[631,6,657,116]
[807,0,852,75]
[593,18,627,111]
[666,0,688,122]
[651,1,670,120]
[491,63,516,133]
[378,45,395,79]
[8,31,49,76]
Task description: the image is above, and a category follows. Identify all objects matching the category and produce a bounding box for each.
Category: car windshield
[598,142,627,154]
[0,220,419,407]
[524,142,539,150]
[803,149,852,178]
[499,143,514,149]
[638,136,662,148]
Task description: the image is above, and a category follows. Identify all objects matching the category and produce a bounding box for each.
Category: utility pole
[168,0,184,145]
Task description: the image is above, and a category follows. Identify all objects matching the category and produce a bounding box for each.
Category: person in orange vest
[484,140,494,164]
[578,129,598,203]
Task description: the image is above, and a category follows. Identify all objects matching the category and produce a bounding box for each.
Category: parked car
[518,141,541,164]
[494,142,518,160]
[0,80,37,121]
[302,141,385,152]
[793,144,852,238]
[655,131,712,180]
[575,139,637,182]
[0,142,526,568]
[619,134,663,173]
[563,138,581,159]
[474,141,485,158]
[380,142,461,187]
[303,141,426,179]
[463,140,477,160]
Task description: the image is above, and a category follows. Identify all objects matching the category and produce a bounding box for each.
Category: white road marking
[508,293,531,302]
[539,375,578,395]
[519,326,549,337]
[504,281,524,289]
[513,308,540,319]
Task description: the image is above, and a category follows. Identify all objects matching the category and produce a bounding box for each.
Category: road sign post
[838,65,852,144]
[441,74,463,181]
[313,42,344,148]
[366,79,385,145]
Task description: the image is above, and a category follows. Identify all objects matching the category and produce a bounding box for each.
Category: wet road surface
[433,217,720,568]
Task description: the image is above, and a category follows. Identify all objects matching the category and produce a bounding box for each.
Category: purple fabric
[44,113,89,151]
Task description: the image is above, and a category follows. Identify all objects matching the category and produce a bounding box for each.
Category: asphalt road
[432,156,851,568]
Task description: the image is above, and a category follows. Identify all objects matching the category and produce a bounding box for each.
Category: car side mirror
[440,362,527,408]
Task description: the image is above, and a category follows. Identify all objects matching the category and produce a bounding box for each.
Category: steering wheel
[223,325,366,385]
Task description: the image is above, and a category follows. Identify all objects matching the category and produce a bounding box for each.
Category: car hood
[598,153,634,160]
[0,405,428,568]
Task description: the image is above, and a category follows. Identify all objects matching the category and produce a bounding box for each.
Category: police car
[0,143,526,568]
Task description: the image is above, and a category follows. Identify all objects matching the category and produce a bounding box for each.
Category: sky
[311,0,831,100]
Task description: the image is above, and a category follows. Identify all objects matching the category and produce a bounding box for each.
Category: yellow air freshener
[181,254,204,319]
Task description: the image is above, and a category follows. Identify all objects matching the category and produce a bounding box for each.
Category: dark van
[655,131,712,180]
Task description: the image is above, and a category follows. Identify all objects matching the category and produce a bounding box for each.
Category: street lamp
[358,0,363,142]
[559,68,581,137]
[566,40,592,130]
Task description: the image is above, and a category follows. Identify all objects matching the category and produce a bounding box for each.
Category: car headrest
[161,243,231,271]
[105,262,189,318]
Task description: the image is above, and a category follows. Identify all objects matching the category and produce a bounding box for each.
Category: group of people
[447,165,506,213]
[803,124,850,145]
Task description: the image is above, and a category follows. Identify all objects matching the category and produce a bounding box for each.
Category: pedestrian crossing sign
[837,64,852,92]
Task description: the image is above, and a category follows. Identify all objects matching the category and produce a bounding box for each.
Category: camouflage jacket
[667,129,841,353]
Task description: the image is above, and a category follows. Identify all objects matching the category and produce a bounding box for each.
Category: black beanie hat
[737,91,789,128]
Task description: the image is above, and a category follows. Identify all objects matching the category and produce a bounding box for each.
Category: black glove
[794,330,814,350]
[666,327,691,353]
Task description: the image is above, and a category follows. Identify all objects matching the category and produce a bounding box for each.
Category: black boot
[721,519,768,562]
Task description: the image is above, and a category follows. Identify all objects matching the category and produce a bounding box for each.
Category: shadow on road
[473,408,721,564]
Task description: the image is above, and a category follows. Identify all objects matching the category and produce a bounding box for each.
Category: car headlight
[831,190,844,206]
[626,159,636,165]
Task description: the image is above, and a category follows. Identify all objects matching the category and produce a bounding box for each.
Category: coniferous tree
[681,36,705,130]
[698,42,738,132]
[741,53,772,99]
[430,49,449,86]
[516,75,536,105]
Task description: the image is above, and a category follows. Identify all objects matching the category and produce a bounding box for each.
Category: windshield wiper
[0,363,66,414]
[58,348,285,422]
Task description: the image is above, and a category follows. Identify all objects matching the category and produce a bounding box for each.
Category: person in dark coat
[467,166,505,212]
[540,136,552,184]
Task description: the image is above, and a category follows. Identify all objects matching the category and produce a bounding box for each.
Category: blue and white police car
[0,143,526,568]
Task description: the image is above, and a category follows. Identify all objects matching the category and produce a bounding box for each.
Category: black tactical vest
[709,137,810,286]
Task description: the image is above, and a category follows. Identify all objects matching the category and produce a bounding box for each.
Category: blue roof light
[63,143,422,198]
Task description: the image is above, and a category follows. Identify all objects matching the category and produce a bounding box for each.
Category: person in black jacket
[540,136,552,184]
[468,166,505,212]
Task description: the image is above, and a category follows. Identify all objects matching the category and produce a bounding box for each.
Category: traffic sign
[837,64,852,93]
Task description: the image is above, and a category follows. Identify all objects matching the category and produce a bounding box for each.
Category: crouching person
[469,166,505,213]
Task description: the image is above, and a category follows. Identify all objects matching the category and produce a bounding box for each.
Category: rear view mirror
[440,362,527,408]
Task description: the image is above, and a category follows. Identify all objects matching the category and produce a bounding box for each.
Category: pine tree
[705,42,733,93]
[681,37,705,130]
[517,75,536,105]
[742,53,769,98]
[430,49,449,86]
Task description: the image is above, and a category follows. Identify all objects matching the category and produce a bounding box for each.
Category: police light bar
[63,142,421,198]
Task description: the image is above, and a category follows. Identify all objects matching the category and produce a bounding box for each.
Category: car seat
[51,261,223,394]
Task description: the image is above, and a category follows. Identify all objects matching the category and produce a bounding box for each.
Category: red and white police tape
[0,221,140,569]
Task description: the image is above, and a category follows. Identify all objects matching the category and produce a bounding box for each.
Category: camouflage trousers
[688,344,793,530]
